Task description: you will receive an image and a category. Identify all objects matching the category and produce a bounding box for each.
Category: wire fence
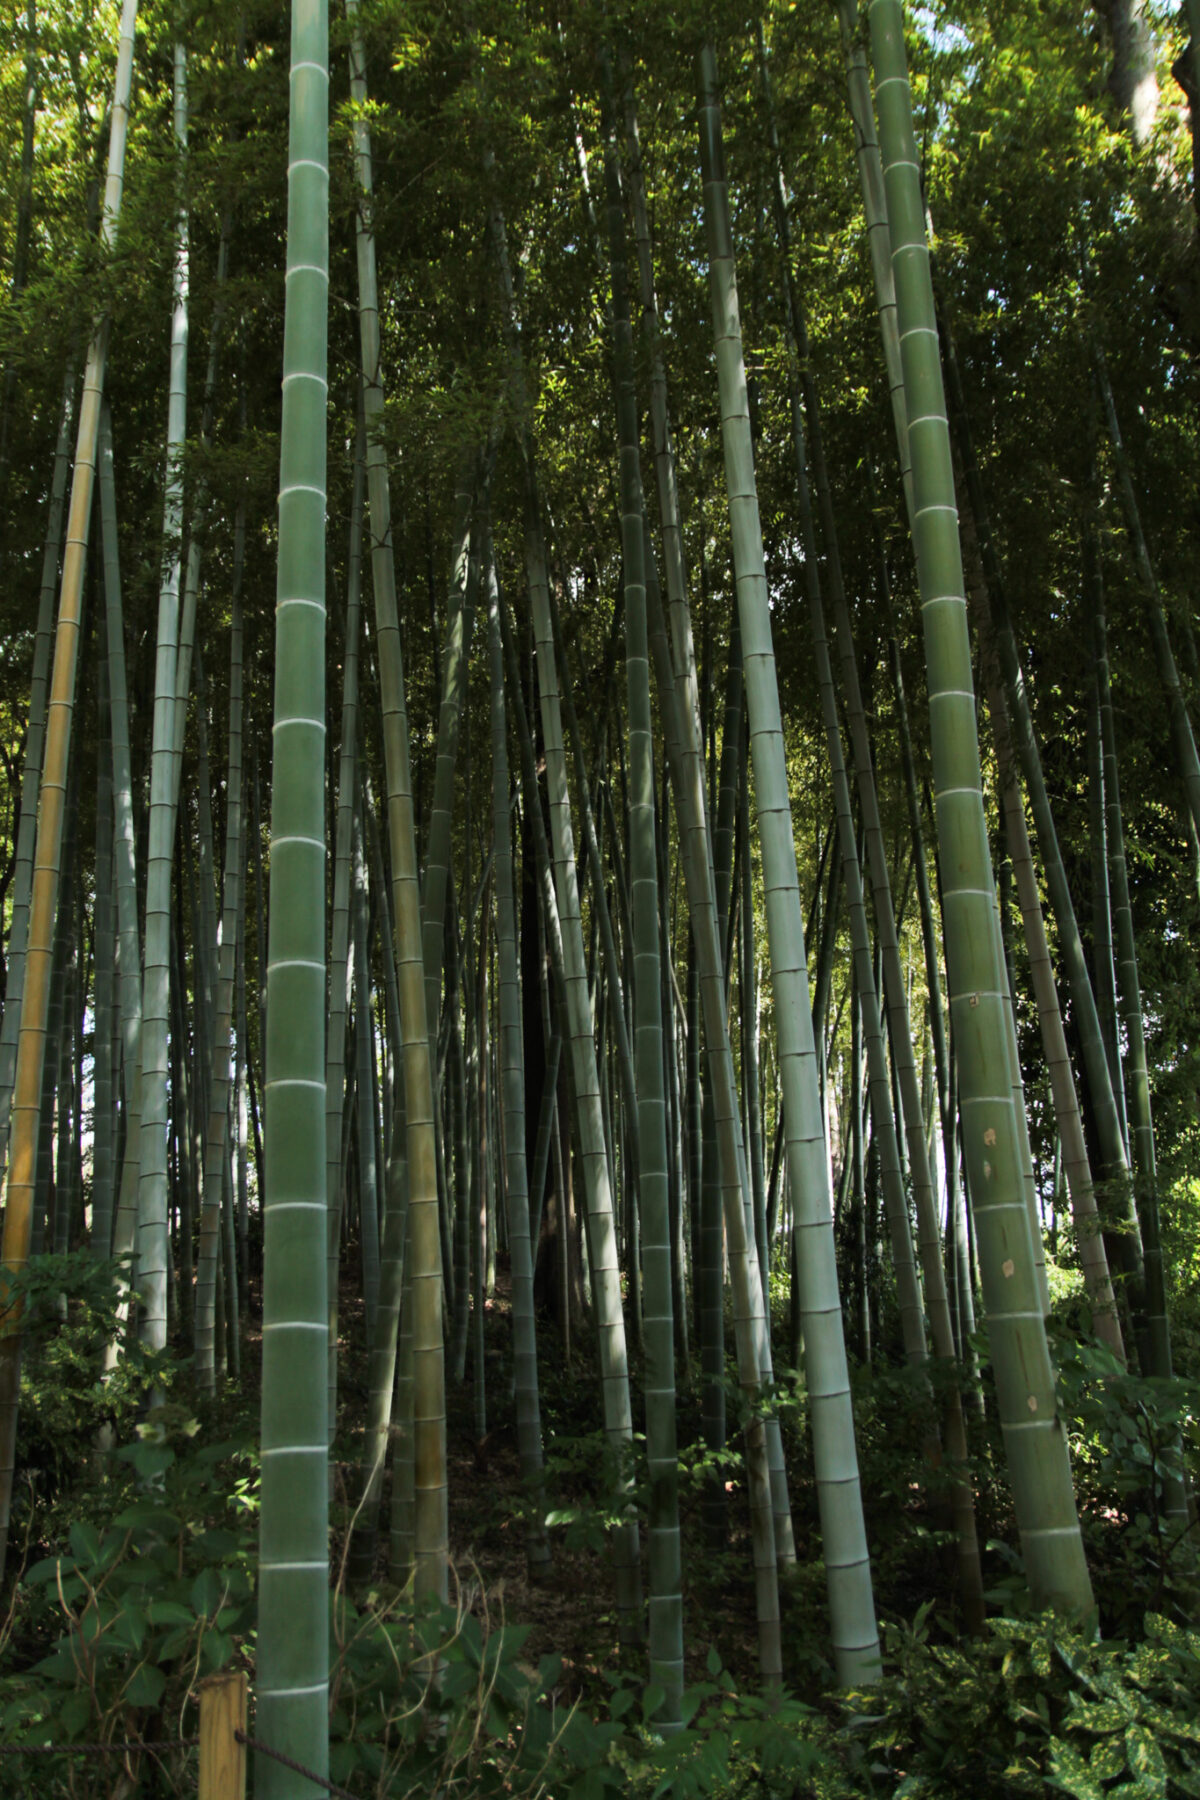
[236,1730,357,1797]
[0,1726,358,1797]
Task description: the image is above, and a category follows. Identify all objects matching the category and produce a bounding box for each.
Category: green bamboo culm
[194,568,244,1393]
[92,651,117,1257]
[696,43,879,1685]
[346,0,447,1596]
[256,0,330,1786]
[600,85,683,1725]
[137,37,190,1357]
[98,403,145,1320]
[867,0,1093,1615]
[325,432,364,1441]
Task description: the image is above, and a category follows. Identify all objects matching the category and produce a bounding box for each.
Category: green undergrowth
[0,1413,827,1798]
[834,1608,1200,1800]
[4,1413,1200,1799]
[3,1252,1200,1794]
[7,1443,1200,1800]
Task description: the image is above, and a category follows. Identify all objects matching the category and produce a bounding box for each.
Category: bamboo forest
[4,0,1200,1792]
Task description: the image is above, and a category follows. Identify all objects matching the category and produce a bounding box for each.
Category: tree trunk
[1095,0,1160,143]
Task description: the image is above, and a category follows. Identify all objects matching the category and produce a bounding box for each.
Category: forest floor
[324,1258,955,1706]
[325,1266,775,1695]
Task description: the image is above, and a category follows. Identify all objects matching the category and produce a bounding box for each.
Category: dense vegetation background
[2,0,1200,1794]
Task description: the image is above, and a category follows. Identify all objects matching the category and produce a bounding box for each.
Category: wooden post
[198,1669,248,1800]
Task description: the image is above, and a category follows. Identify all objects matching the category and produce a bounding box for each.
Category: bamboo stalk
[484,542,550,1580]
[256,0,332,1781]
[599,78,683,1719]
[195,545,245,1392]
[0,0,139,1581]
[92,648,117,1257]
[867,0,1093,1614]
[137,39,191,1357]
[325,437,364,1442]
[0,368,75,1180]
[347,0,446,1598]
[698,42,877,1682]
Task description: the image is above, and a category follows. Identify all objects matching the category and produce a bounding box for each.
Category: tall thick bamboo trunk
[867,0,1093,1615]
[757,36,929,1372]
[256,0,331,1785]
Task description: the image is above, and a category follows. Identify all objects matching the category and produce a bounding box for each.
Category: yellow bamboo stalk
[0,0,139,1583]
